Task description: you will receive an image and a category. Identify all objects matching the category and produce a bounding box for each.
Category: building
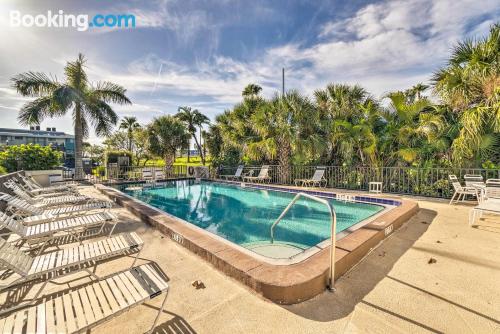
[0,126,75,166]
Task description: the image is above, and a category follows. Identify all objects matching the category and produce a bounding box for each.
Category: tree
[432,23,500,165]
[194,111,210,164]
[0,144,62,172]
[175,106,209,164]
[247,91,323,182]
[119,116,140,152]
[12,54,131,179]
[103,131,128,151]
[147,115,190,168]
[132,127,152,165]
[242,83,262,99]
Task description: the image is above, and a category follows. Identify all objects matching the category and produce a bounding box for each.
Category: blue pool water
[116,180,384,250]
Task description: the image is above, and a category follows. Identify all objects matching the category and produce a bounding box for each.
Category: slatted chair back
[0,212,24,235]
[142,168,153,180]
[234,165,244,177]
[155,168,165,180]
[448,175,463,191]
[311,167,326,181]
[464,174,484,186]
[0,238,32,275]
[0,192,43,215]
[258,165,270,178]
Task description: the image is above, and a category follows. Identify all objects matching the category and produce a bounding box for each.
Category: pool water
[117,180,384,251]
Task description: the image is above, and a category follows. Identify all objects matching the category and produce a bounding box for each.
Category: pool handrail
[270,192,337,291]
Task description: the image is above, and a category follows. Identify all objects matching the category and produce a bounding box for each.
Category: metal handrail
[270,192,337,291]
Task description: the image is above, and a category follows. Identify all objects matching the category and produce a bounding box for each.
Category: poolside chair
[13,178,79,198]
[0,262,168,334]
[5,179,78,199]
[0,193,112,224]
[468,200,500,226]
[20,174,77,193]
[464,174,484,187]
[155,168,166,181]
[294,167,327,187]
[243,165,271,183]
[220,165,244,180]
[142,168,154,181]
[0,232,144,314]
[448,175,478,204]
[0,211,118,252]
[3,183,90,208]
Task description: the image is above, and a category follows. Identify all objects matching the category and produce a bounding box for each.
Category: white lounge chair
[449,175,478,204]
[243,165,271,183]
[468,200,500,226]
[0,232,144,314]
[0,263,168,334]
[0,211,118,252]
[4,183,89,208]
[14,177,78,197]
[0,193,112,223]
[155,168,166,180]
[20,174,77,192]
[294,167,327,187]
[464,174,484,187]
[220,165,244,180]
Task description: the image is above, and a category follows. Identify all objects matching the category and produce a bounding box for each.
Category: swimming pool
[115,180,385,258]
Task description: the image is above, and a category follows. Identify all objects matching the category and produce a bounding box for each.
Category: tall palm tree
[147,115,189,168]
[248,91,323,182]
[194,111,210,165]
[12,53,131,178]
[432,23,499,165]
[242,83,262,99]
[119,116,140,152]
[175,106,209,164]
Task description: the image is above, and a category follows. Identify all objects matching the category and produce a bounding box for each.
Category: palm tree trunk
[128,130,132,152]
[192,133,205,165]
[187,141,190,163]
[199,126,205,165]
[278,139,291,184]
[164,152,175,170]
[74,103,84,180]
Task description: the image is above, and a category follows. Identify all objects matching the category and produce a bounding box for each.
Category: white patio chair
[220,165,244,180]
[294,167,327,187]
[464,174,484,187]
[448,175,477,204]
[242,165,271,183]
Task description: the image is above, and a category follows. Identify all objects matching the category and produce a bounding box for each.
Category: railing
[71,165,188,183]
[216,165,500,198]
[270,192,337,291]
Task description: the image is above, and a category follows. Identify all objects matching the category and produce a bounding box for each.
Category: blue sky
[0,0,498,143]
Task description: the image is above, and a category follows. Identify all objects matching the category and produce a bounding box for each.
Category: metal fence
[216,165,500,198]
[72,165,188,184]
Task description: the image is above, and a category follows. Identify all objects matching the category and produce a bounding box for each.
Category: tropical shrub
[0,144,62,172]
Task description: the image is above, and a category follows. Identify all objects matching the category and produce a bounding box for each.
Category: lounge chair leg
[449,192,456,204]
[130,245,143,268]
[107,221,118,237]
[148,287,169,334]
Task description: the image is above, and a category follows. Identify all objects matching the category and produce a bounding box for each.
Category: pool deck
[1,186,499,333]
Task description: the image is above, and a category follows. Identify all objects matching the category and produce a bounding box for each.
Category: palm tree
[119,116,140,152]
[175,106,208,164]
[248,91,323,182]
[432,23,499,165]
[194,111,210,165]
[147,115,190,168]
[12,53,131,178]
[242,84,262,99]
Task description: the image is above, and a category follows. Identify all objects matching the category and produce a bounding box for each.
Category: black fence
[71,165,188,184]
[216,165,500,198]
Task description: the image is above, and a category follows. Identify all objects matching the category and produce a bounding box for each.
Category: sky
[0,0,498,144]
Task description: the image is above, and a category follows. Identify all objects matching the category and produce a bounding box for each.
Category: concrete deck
[2,186,499,333]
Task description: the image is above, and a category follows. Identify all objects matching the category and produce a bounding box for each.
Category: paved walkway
[2,187,499,333]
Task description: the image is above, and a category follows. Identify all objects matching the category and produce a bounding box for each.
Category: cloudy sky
[0,0,498,143]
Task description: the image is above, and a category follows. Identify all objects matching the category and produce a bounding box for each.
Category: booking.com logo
[10,10,136,32]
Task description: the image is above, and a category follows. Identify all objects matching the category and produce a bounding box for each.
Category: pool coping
[96,182,419,304]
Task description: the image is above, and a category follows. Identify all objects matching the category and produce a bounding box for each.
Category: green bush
[0,144,62,172]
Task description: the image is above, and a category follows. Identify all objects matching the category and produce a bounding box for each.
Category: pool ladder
[270,192,337,292]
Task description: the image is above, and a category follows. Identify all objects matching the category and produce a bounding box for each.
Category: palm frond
[11,72,59,97]
[91,81,131,104]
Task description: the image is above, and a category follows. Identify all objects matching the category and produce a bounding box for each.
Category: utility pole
[282,68,285,96]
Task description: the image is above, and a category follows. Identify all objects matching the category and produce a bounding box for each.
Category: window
[14,136,23,140]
